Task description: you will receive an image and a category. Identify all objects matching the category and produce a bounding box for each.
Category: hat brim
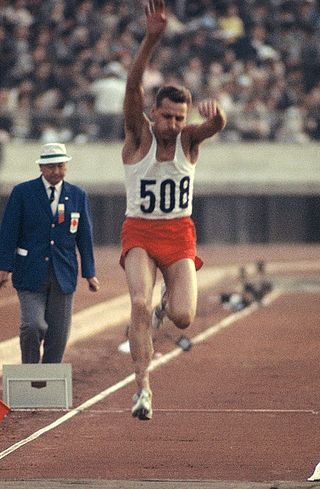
[36,155,72,164]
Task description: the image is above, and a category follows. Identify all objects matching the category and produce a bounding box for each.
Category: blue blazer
[0,176,96,294]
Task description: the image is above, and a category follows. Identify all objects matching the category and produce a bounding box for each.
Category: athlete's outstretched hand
[198,99,217,120]
[145,0,167,38]
[198,98,227,131]
[198,99,226,124]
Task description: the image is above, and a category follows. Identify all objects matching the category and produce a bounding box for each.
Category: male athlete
[121,0,226,420]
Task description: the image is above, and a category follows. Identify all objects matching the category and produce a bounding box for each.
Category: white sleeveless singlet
[124,130,196,219]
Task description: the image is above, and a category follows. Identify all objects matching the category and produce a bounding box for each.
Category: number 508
[140,177,191,214]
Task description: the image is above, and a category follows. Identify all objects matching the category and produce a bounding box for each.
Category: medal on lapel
[70,212,80,233]
[58,204,65,224]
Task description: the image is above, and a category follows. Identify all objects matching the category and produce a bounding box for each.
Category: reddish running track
[1,244,320,485]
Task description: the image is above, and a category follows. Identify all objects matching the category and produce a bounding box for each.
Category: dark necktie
[49,186,55,204]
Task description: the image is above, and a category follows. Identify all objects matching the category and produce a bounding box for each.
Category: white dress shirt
[42,176,63,215]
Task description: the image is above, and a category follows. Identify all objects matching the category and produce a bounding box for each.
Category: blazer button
[51,223,55,228]
[45,257,49,261]
[50,240,55,245]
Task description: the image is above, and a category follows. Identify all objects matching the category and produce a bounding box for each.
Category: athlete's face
[152,98,188,140]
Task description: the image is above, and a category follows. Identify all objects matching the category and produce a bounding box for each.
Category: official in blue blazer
[0,143,100,363]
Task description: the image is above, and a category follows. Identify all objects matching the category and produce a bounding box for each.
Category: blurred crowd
[0,0,319,144]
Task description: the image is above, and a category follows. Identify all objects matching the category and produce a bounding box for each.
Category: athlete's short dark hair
[155,85,192,107]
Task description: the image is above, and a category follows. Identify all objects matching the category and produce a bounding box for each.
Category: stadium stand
[0,0,319,143]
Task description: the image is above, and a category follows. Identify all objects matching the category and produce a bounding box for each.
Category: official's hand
[87,276,100,292]
[0,271,10,289]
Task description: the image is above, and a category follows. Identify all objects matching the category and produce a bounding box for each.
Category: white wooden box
[2,364,72,409]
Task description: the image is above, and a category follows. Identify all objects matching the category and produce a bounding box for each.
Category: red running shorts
[120,216,203,270]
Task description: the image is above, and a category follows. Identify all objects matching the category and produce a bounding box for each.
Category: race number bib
[140,177,191,214]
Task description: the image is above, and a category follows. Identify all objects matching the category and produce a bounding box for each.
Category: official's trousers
[17,267,74,363]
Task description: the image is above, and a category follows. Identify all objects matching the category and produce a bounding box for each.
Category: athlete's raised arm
[123,0,167,150]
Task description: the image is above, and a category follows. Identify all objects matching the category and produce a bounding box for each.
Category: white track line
[15,408,318,415]
[2,259,320,368]
[0,288,282,462]
[0,266,233,368]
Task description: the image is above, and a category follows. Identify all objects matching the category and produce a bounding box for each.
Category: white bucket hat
[36,143,72,164]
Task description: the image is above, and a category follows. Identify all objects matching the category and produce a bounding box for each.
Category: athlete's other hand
[198,99,227,129]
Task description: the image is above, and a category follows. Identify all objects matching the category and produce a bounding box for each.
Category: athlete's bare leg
[162,258,197,329]
[125,247,157,392]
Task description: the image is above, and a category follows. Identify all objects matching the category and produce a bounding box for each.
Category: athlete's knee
[172,311,194,330]
[131,294,151,322]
